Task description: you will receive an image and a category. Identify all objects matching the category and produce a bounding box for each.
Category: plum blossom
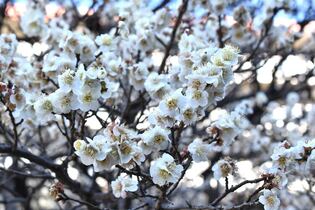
[141,126,170,153]
[188,138,212,162]
[74,135,112,166]
[150,154,183,186]
[111,173,138,198]
[212,158,236,180]
[259,190,281,210]
[159,89,187,117]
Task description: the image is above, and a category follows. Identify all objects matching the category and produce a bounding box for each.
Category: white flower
[159,89,186,117]
[129,62,149,91]
[82,78,102,94]
[106,58,123,77]
[178,33,206,53]
[20,6,46,37]
[73,140,87,152]
[271,146,293,170]
[138,31,154,51]
[131,146,146,165]
[188,138,212,162]
[211,53,227,68]
[33,96,55,123]
[144,72,169,96]
[100,78,119,100]
[88,135,112,161]
[141,126,170,152]
[220,44,240,66]
[150,153,183,186]
[94,123,143,167]
[191,47,217,67]
[186,88,208,108]
[77,90,100,112]
[209,112,240,149]
[212,159,235,180]
[177,104,198,125]
[9,89,26,111]
[195,64,222,88]
[95,34,116,52]
[230,24,255,46]
[111,173,138,198]
[117,20,129,38]
[43,52,76,73]
[259,190,280,210]
[74,140,95,166]
[153,8,172,29]
[74,135,111,166]
[94,150,119,172]
[0,34,17,53]
[60,31,82,53]
[185,74,208,90]
[50,89,79,114]
[138,140,154,155]
[148,107,176,128]
[86,64,105,79]
[72,64,87,95]
[79,40,97,63]
[58,69,76,93]
[116,141,136,164]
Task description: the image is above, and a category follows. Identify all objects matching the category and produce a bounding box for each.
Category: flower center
[154,135,165,144]
[42,100,53,112]
[183,109,193,120]
[220,163,231,177]
[84,145,97,157]
[120,143,132,155]
[83,93,93,103]
[213,57,225,67]
[278,156,287,167]
[159,169,171,179]
[61,96,71,107]
[266,195,275,206]
[192,80,201,89]
[167,99,177,109]
[63,74,74,85]
[193,90,202,100]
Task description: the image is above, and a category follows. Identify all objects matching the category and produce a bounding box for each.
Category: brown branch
[115,164,151,180]
[0,144,98,208]
[0,167,54,179]
[225,177,229,192]
[60,192,103,210]
[158,0,189,74]
[235,7,283,72]
[167,155,192,196]
[0,0,9,28]
[7,109,20,150]
[164,201,260,210]
[153,0,171,12]
[217,15,224,48]
[211,177,268,206]
[247,185,265,202]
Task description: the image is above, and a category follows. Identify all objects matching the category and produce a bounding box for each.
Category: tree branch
[158,0,189,74]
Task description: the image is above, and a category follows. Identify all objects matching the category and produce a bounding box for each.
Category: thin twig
[158,0,189,74]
